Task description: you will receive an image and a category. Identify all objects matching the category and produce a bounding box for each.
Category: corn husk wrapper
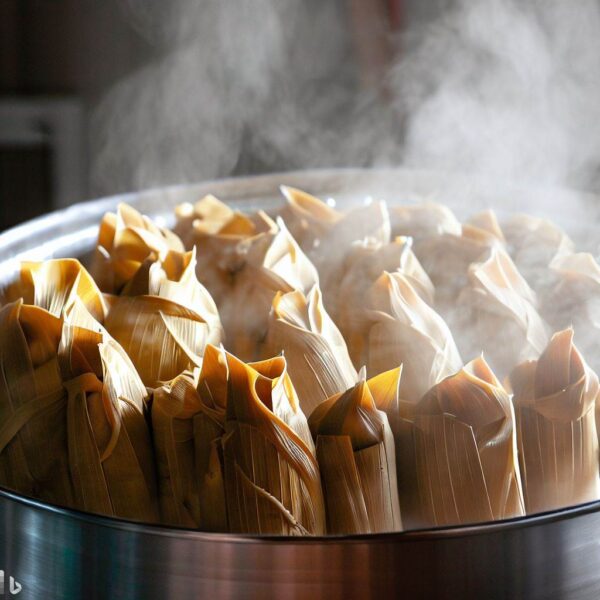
[151,344,229,528]
[174,194,238,245]
[59,300,159,521]
[264,286,358,416]
[174,194,278,306]
[416,214,504,309]
[540,253,600,373]
[0,297,159,522]
[399,357,524,529]
[364,271,462,404]
[457,247,548,377]
[389,201,461,241]
[216,218,319,361]
[105,249,223,387]
[91,203,185,293]
[503,213,574,292]
[333,238,435,368]
[280,186,392,303]
[308,377,402,534]
[278,186,342,251]
[0,300,73,506]
[1,259,107,322]
[222,351,325,535]
[508,329,600,514]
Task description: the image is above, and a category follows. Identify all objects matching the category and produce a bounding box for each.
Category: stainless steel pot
[1,169,599,600]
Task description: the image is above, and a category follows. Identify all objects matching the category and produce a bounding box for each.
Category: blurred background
[2,0,600,231]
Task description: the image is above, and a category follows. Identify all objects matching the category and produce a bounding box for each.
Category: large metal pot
[1,169,599,600]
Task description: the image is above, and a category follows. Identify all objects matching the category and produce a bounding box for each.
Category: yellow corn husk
[174,194,278,306]
[91,202,185,293]
[279,185,342,250]
[280,186,392,296]
[222,351,325,535]
[364,271,462,404]
[508,329,600,514]
[0,300,73,507]
[308,378,402,534]
[457,246,548,376]
[329,237,434,357]
[398,357,524,529]
[503,213,574,292]
[541,253,600,373]
[151,344,229,529]
[415,213,504,307]
[104,249,223,387]
[216,218,319,361]
[59,299,159,522]
[466,209,506,244]
[1,259,107,322]
[264,286,357,416]
[174,194,238,243]
[389,201,461,241]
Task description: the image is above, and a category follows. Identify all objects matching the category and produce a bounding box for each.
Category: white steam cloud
[91,0,600,195]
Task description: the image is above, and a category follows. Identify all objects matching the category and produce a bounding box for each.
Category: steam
[91,0,600,195]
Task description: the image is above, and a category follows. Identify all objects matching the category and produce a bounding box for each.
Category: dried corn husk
[308,378,402,534]
[151,344,228,529]
[1,259,107,322]
[457,246,548,377]
[400,357,524,528]
[91,203,184,293]
[264,286,357,416]
[503,213,574,292]
[364,271,462,404]
[415,213,504,308]
[541,253,600,373]
[216,218,319,361]
[389,200,461,241]
[105,249,222,387]
[222,351,325,535]
[0,300,73,506]
[466,209,506,243]
[333,239,435,368]
[280,186,392,297]
[59,299,159,521]
[508,329,600,514]
[174,194,278,306]
[279,185,342,251]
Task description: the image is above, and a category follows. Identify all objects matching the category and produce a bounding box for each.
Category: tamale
[105,249,223,387]
[216,218,319,361]
[174,194,278,306]
[503,213,574,293]
[280,186,392,298]
[279,185,342,250]
[331,237,434,363]
[415,212,504,311]
[1,258,107,322]
[0,300,73,506]
[541,252,600,373]
[308,378,402,534]
[388,200,461,241]
[364,271,462,404]
[60,299,159,521]
[222,351,325,535]
[151,344,229,529]
[508,329,600,514]
[399,357,524,528]
[457,246,548,377]
[264,286,358,416]
[91,202,185,293]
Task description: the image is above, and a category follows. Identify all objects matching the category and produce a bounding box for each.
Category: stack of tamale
[1,186,600,537]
